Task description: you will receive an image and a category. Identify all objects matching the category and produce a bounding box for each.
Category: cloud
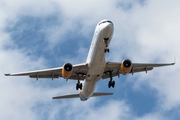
[127,0,180,112]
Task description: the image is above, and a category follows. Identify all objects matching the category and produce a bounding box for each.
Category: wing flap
[30,75,59,78]
[132,63,175,67]
[130,66,153,73]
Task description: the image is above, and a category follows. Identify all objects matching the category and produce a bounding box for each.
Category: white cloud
[134,112,168,120]
[127,0,180,112]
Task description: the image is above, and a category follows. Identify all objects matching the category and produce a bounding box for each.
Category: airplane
[5,19,175,101]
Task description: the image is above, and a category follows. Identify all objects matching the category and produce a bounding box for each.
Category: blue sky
[0,0,180,120]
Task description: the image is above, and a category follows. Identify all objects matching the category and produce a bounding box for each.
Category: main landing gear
[106,71,115,88]
[76,81,82,90]
[108,80,115,88]
[104,38,110,53]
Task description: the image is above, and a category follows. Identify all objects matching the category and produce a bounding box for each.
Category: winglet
[173,56,176,65]
[4,73,10,76]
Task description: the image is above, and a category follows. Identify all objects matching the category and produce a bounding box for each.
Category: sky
[0,0,180,120]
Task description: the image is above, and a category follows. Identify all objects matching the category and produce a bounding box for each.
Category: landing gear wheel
[80,83,82,90]
[108,81,111,88]
[112,81,115,88]
[105,49,109,53]
[108,80,115,88]
[76,83,83,90]
[76,83,78,90]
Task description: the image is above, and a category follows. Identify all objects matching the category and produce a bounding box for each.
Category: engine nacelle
[120,59,132,74]
[62,63,73,79]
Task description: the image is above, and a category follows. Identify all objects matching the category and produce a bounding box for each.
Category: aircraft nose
[104,22,114,31]
[103,22,114,38]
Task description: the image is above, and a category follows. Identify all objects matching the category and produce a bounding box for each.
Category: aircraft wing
[102,62,175,79]
[5,63,88,80]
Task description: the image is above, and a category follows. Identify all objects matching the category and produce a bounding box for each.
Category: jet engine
[120,59,132,74]
[62,63,73,79]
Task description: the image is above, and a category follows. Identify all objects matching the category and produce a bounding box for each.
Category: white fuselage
[79,20,114,101]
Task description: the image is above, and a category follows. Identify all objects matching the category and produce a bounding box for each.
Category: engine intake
[120,59,132,74]
[62,63,73,79]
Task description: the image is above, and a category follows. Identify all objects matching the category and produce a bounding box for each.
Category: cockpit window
[98,20,113,25]
[107,20,113,24]
[98,21,106,25]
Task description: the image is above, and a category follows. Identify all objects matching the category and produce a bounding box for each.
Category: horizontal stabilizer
[91,92,113,97]
[52,94,79,99]
[52,92,113,100]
